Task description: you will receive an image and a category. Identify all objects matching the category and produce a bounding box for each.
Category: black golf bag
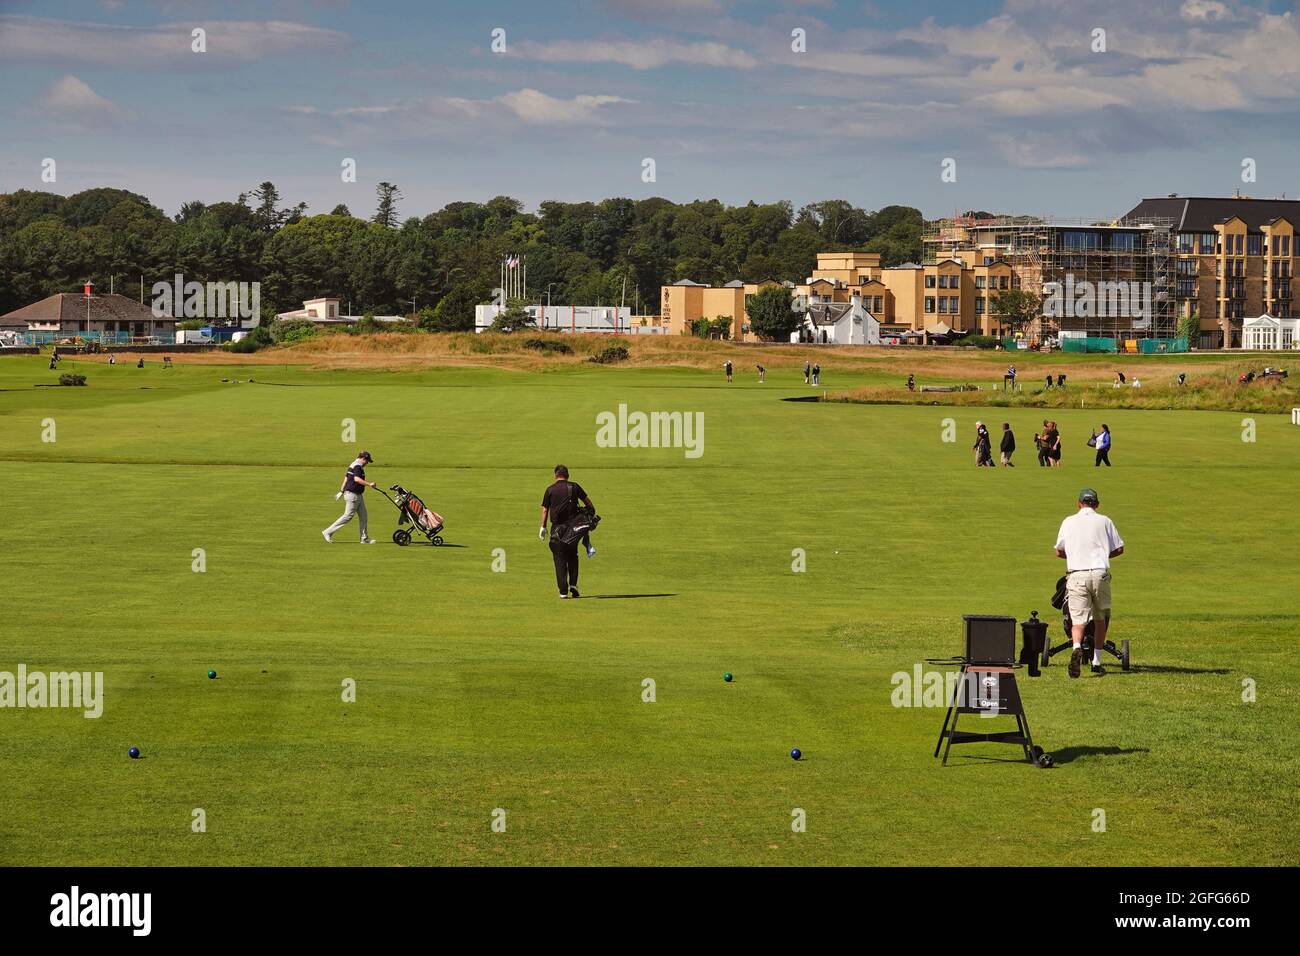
[1046,575,1130,670]
[552,508,600,546]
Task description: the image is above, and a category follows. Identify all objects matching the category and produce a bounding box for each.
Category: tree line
[0,183,927,331]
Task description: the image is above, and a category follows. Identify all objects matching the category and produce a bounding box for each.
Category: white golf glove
[335,492,343,501]
[539,527,547,541]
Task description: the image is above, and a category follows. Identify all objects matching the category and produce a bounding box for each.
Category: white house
[792,293,881,345]
[1242,314,1300,350]
[275,298,404,327]
[474,303,660,334]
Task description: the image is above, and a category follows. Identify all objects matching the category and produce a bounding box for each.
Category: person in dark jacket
[1000,422,1016,467]
[973,421,994,467]
[539,464,595,599]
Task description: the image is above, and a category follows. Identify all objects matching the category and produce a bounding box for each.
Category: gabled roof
[671,279,708,287]
[807,302,852,326]
[1,292,174,325]
[1124,196,1300,234]
[723,279,745,288]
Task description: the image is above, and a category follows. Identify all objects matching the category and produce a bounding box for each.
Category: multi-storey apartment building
[658,196,1296,347]
[1123,195,1298,348]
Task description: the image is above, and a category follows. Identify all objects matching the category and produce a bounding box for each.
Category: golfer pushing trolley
[1054,488,1125,677]
[322,451,378,544]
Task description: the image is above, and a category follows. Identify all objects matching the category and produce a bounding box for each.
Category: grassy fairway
[1,352,1296,866]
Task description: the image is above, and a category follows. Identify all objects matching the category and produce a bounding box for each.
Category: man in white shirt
[1054,488,1125,677]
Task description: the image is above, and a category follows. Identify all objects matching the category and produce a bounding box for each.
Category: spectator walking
[812,364,821,386]
[1000,422,1016,467]
[1093,424,1112,467]
[973,421,994,467]
[803,362,811,384]
[1046,420,1062,466]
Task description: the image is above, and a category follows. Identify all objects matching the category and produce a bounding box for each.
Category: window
[1281,235,1291,257]
[1111,233,1136,252]
[975,297,985,314]
[949,296,960,313]
[937,297,948,313]
[1177,233,1195,253]
[925,275,936,288]
[873,296,883,312]
[983,256,994,265]
[999,276,1009,289]
[925,297,935,313]
[1200,234,1217,254]
[975,276,985,288]
[1247,235,1262,256]
[1235,234,1245,255]
[1063,231,1097,251]
[1177,258,1198,275]
[1177,279,1197,298]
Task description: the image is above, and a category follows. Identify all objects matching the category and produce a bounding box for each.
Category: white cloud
[495,89,631,124]
[515,37,758,70]
[0,15,348,68]
[39,74,126,126]
[1180,0,1232,22]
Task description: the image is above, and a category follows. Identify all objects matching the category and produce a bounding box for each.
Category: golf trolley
[1040,575,1130,670]
[379,485,445,547]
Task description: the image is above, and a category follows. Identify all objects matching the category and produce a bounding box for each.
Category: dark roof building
[1124,195,1300,233]
[1,284,176,337]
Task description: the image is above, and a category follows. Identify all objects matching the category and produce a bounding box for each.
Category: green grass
[1,353,1296,866]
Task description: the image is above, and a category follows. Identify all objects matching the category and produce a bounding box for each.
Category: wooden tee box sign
[963,615,1017,665]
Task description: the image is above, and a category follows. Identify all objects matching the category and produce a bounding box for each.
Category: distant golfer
[1000,422,1016,467]
[804,362,811,384]
[724,360,733,382]
[323,451,377,544]
[812,364,821,386]
[540,464,595,599]
[1054,488,1125,677]
[756,364,765,383]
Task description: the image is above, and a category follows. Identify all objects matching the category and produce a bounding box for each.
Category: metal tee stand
[932,665,1036,766]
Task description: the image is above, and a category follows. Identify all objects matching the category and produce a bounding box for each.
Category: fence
[1061,337,1118,353]
[1136,337,1189,354]
[25,331,136,346]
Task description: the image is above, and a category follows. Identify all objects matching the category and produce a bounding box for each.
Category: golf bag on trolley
[1044,575,1130,670]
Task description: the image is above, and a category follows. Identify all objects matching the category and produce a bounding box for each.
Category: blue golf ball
[723,672,733,682]
[128,747,140,759]
[790,748,802,761]
[207,669,217,680]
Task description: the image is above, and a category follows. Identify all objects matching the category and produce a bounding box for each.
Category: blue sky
[2,0,1298,220]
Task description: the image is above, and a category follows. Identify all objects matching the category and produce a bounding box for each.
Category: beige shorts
[1066,569,1112,623]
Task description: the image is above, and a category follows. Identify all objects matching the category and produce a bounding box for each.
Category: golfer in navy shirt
[323,451,378,543]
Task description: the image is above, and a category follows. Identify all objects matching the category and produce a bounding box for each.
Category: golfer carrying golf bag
[1053,488,1125,677]
[540,464,595,599]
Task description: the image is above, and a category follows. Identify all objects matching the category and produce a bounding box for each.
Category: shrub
[524,337,573,355]
[960,334,999,349]
[270,318,318,344]
[58,373,87,386]
[589,345,630,365]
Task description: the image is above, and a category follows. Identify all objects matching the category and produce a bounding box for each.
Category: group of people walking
[974,420,1113,468]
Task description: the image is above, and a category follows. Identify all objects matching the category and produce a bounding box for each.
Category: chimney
[83,281,94,297]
